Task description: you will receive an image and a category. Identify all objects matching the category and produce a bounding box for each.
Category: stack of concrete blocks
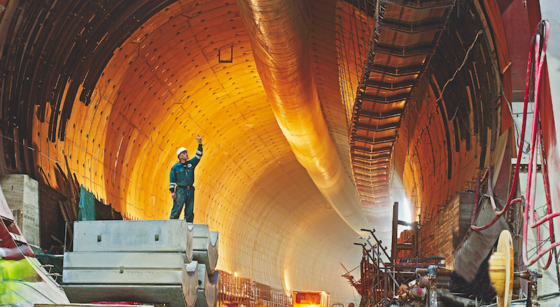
[62,220,219,307]
[0,174,40,246]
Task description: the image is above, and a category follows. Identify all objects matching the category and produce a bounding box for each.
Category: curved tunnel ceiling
[0,0,511,302]
[23,0,363,300]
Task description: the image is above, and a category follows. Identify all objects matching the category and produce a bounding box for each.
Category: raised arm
[192,137,203,166]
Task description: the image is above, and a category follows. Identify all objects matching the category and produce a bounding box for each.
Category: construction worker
[169,136,203,222]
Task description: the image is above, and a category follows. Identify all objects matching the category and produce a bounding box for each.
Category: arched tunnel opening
[1,0,559,306]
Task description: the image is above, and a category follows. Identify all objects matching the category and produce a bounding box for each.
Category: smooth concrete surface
[19,0,370,302]
[63,251,187,269]
[63,221,211,307]
[0,174,40,246]
[74,220,193,261]
[2,0,553,303]
[63,252,187,284]
[196,264,219,307]
[64,285,189,307]
[63,255,199,306]
[184,261,200,307]
[192,225,219,274]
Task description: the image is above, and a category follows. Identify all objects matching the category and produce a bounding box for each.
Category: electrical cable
[469,20,556,268]
[406,30,483,163]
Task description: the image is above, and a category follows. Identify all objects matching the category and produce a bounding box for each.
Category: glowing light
[234,272,238,277]
[403,198,412,223]
[283,268,291,296]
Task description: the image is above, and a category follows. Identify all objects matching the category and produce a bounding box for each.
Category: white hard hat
[176,147,188,158]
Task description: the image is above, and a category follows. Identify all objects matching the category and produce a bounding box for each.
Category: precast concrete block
[63,284,188,307]
[0,175,40,246]
[192,225,219,274]
[73,220,194,261]
[63,252,187,284]
[195,264,219,307]
[183,260,199,307]
[63,255,199,307]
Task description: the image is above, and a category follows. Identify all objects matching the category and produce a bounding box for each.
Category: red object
[89,303,143,305]
[470,20,558,269]
[521,21,558,268]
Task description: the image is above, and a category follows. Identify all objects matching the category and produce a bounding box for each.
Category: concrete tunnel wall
[0,0,519,303]
[0,0,362,302]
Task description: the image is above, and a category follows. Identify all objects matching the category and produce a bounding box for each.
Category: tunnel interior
[0,0,521,303]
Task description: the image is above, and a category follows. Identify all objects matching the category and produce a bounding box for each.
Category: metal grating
[349,0,456,221]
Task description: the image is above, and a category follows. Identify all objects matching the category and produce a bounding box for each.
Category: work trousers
[170,186,195,222]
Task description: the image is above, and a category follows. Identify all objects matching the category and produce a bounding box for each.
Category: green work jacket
[169,144,203,192]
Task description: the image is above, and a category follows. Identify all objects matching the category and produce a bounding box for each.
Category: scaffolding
[217,270,292,307]
[349,223,444,307]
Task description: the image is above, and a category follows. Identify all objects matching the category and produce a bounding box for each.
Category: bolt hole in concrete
[97,235,102,242]
[155,234,160,241]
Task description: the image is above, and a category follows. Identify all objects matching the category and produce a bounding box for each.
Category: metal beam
[375,43,434,58]
[350,155,391,164]
[358,192,390,199]
[357,187,389,194]
[358,191,389,197]
[351,145,393,155]
[358,188,389,194]
[361,198,390,203]
[352,162,390,170]
[352,158,390,166]
[356,187,389,194]
[364,79,415,90]
[354,171,389,179]
[352,135,396,145]
[380,19,447,34]
[357,191,389,197]
[369,64,424,76]
[358,110,403,120]
[355,178,389,184]
[354,169,389,177]
[385,0,455,10]
[361,92,409,104]
[354,174,389,181]
[360,198,390,204]
[355,122,400,132]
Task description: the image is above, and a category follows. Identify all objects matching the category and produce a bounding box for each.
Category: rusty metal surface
[348,0,455,227]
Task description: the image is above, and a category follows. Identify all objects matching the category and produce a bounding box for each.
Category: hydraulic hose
[470,20,556,268]
[521,20,558,268]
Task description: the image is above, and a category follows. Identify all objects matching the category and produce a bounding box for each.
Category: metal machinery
[348,227,545,307]
[349,226,444,307]
[413,231,543,307]
[340,3,560,305]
